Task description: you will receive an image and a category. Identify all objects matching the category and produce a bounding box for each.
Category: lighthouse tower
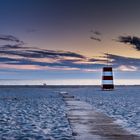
[102,54,114,90]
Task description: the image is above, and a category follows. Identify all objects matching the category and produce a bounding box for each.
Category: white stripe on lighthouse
[102,80,113,84]
[103,71,113,76]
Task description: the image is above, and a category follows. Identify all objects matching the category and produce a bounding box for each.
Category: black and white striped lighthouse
[102,54,114,90]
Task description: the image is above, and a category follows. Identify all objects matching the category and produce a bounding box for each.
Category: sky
[0,0,140,85]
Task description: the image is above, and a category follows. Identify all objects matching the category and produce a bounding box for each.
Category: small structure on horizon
[102,54,114,90]
[43,83,47,86]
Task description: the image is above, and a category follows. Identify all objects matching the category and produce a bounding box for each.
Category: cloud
[0,44,105,71]
[116,35,140,50]
[117,65,138,71]
[0,44,85,59]
[0,44,23,49]
[0,64,41,70]
[0,43,139,72]
[105,53,140,71]
[90,29,102,42]
[90,36,101,42]
[27,50,85,59]
[0,35,24,44]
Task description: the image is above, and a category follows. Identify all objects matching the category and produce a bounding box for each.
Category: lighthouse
[102,54,114,90]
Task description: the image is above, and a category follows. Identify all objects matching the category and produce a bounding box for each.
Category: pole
[106,53,109,66]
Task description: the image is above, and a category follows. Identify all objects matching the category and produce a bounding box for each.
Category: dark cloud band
[0,44,139,71]
[117,35,140,50]
[0,35,24,44]
[90,36,101,42]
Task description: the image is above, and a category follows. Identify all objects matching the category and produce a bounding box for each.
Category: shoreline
[0,85,139,88]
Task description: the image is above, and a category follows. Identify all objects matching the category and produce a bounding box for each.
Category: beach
[0,85,140,139]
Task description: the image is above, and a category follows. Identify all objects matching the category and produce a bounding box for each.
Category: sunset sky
[0,0,140,85]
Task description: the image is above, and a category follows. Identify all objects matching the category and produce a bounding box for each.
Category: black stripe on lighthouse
[102,67,114,90]
[102,76,113,80]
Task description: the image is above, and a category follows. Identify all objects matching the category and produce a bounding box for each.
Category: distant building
[102,67,114,90]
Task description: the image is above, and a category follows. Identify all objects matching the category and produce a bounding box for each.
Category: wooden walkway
[60,92,140,140]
